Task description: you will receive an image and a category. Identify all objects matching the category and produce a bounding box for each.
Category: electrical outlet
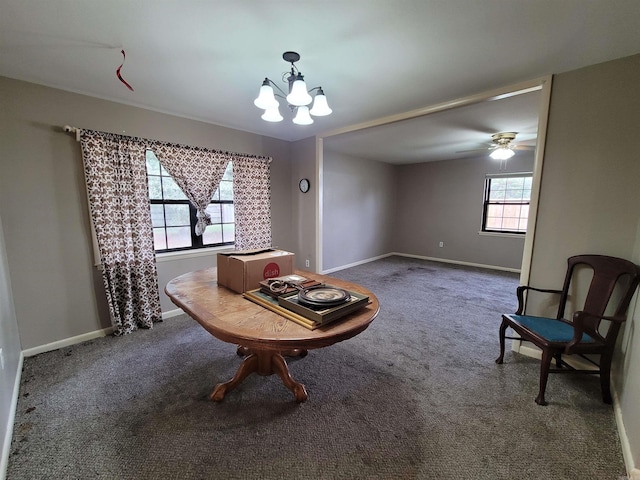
[305,259,310,268]
[439,241,444,247]
[0,348,4,370]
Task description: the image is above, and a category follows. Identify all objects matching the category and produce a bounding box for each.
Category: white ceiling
[2,1,639,162]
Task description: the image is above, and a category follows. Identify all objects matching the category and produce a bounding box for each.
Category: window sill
[155,245,236,263]
[478,231,526,239]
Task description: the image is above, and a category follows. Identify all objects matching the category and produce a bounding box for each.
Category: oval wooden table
[165,268,380,402]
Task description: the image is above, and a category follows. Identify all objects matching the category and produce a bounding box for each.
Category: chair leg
[554,353,563,368]
[600,352,613,404]
[535,349,553,406]
[496,318,508,364]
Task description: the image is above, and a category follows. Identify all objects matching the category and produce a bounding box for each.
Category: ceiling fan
[459,132,535,159]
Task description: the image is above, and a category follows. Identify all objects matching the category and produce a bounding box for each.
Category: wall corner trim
[0,352,23,480]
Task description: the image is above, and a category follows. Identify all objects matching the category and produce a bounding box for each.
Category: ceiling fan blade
[456,148,489,154]
[513,144,535,151]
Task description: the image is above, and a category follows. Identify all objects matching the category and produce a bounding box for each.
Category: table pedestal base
[210,348,308,403]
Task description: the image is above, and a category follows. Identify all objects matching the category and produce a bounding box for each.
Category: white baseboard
[393,252,521,273]
[612,379,639,479]
[23,309,186,358]
[321,253,394,274]
[1,352,23,480]
[321,252,520,275]
[22,326,114,357]
[162,308,185,319]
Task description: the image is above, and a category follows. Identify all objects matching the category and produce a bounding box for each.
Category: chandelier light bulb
[309,88,332,116]
[490,147,515,160]
[254,80,279,110]
[293,106,314,125]
[261,106,283,122]
[286,73,312,106]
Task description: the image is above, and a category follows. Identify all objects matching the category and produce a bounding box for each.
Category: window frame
[146,151,235,253]
[481,172,533,235]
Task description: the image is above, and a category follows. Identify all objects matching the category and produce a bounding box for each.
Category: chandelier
[253,51,332,125]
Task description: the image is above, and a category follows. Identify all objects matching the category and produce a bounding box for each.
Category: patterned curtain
[233,155,272,249]
[151,144,231,235]
[80,130,162,335]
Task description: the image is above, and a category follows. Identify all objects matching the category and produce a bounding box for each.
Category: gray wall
[394,153,533,270]
[527,55,640,469]
[0,76,293,350]
[0,214,22,475]
[320,149,532,272]
[290,137,317,271]
[322,151,397,271]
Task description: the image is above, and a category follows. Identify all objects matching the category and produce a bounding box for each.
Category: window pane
[148,176,162,200]
[162,176,188,200]
[145,151,161,175]
[506,177,525,189]
[489,187,506,201]
[502,217,520,230]
[202,224,222,245]
[222,162,233,181]
[153,228,167,250]
[150,204,165,227]
[166,227,192,249]
[505,188,525,200]
[518,218,529,231]
[222,204,234,223]
[205,204,222,223]
[164,204,190,226]
[503,204,521,217]
[219,181,233,201]
[491,178,506,190]
[223,223,235,243]
[486,217,502,229]
[487,204,504,217]
[523,177,533,189]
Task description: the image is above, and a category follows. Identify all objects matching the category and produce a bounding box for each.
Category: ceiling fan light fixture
[490,147,515,160]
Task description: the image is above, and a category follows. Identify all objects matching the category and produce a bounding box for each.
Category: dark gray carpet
[7,257,625,479]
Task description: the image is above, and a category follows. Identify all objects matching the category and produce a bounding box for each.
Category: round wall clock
[299,178,310,193]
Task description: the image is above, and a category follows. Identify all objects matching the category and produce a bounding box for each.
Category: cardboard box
[217,249,295,293]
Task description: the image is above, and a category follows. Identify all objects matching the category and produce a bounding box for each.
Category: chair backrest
[557,255,640,342]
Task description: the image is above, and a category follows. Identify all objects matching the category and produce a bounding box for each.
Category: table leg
[210,349,308,403]
[272,353,308,402]
[210,353,259,401]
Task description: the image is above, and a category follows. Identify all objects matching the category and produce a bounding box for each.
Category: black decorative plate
[298,285,351,308]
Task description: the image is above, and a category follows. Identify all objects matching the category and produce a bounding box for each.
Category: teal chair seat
[505,315,596,343]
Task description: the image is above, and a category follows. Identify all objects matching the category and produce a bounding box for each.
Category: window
[482,173,532,234]
[146,150,235,252]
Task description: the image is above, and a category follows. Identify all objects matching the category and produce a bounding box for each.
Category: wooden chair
[496,254,640,405]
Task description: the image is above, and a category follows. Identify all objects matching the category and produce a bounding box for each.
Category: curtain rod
[61,125,272,163]
[63,125,81,141]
